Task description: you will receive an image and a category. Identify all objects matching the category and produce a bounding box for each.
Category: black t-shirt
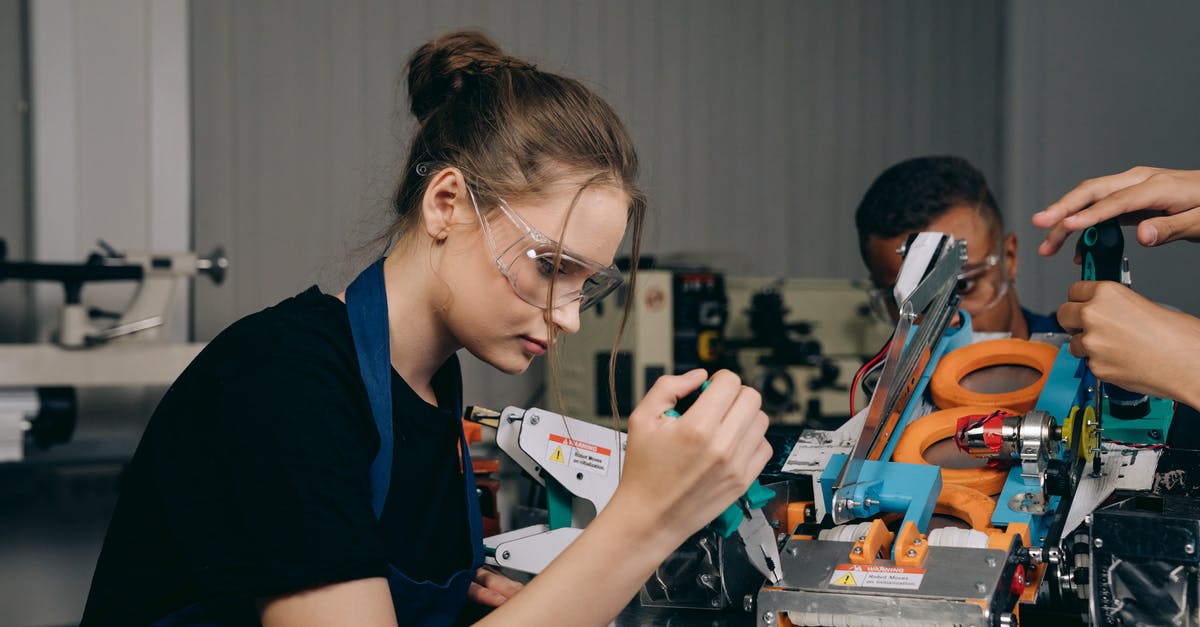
[81,287,473,626]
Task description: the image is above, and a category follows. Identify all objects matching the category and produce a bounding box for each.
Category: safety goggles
[467,186,623,312]
[867,238,1010,325]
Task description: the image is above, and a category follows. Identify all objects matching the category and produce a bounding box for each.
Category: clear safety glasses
[466,186,623,312]
[867,238,1010,325]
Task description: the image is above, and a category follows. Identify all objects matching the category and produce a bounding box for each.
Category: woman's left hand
[467,567,524,607]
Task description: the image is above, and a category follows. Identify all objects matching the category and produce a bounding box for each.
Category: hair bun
[407,30,528,123]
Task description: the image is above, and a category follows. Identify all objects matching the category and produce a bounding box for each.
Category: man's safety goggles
[867,238,1010,325]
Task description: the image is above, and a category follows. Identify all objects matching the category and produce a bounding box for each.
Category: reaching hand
[1033,166,1200,258]
[1057,281,1200,407]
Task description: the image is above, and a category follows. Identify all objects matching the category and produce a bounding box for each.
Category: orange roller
[930,338,1059,413]
[934,483,997,531]
[892,406,1011,496]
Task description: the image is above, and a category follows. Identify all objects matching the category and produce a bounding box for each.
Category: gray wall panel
[191,0,1006,406]
[1004,0,1200,317]
[0,0,30,342]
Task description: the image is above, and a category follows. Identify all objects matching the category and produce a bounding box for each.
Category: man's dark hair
[855,156,1002,262]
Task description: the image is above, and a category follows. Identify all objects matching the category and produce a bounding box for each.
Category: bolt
[788,546,800,556]
[853,546,863,554]
[699,573,715,586]
[576,472,583,480]
[763,612,776,624]
[1187,543,1196,555]
[987,556,998,567]
[501,550,511,560]
[710,598,722,608]
[744,594,755,613]
[1084,514,1093,525]
[1094,538,1104,549]
[1150,430,1163,440]
[530,415,539,425]
[975,581,987,594]
[906,549,917,557]
[777,532,788,543]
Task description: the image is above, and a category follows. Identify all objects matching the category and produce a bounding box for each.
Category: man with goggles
[466,185,624,313]
[854,156,1061,339]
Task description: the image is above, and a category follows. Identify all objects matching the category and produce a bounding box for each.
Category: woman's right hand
[607,369,772,546]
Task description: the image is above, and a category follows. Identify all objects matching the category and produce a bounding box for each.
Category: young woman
[81,30,771,627]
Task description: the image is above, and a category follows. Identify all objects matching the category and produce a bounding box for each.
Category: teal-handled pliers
[666,382,784,583]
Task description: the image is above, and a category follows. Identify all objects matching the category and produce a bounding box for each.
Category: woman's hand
[476,369,770,627]
[609,368,773,547]
[1033,166,1200,258]
[1057,281,1200,407]
[466,567,523,607]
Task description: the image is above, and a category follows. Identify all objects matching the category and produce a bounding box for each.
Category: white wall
[1004,0,1200,317]
[30,0,190,342]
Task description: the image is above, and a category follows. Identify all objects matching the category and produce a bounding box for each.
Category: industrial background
[1,1,1197,625]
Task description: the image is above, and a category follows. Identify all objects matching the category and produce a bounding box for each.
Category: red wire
[851,337,892,415]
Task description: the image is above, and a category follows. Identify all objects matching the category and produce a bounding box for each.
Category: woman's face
[440,177,629,374]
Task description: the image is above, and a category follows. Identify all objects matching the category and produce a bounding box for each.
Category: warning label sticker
[548,434,612,476]
[829,564,925,590]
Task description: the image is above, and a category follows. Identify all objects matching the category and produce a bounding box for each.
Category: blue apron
[345,258,485,625]
[153,259,483,626]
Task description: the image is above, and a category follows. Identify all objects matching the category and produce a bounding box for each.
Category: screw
[858,535,867,541]
[1094,538,1104,548]
[1084,514,1093,525]
[788,546,800,556]
[777,532,788,543]
[1150,430,1163,440]
[906,549,917,557]
[576,472,583,480]
[975,581,986,593]
[853,546,863,554]
[987,556,997,567]
[699,573,715,586]
[744,594,755,613]
[710,598,722,608]
[763,612,776,624]
[913,538,922,545]
[1187,543,1195,555]
[530,415,539,425]
[501,550,511,560]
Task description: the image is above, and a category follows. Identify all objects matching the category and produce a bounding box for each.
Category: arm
[479,369,772,627]
[1032,166,1200,257]
[1057,281,1200,408]
[260,579,397,627]
[259,569,523,626]
[261,370,768,627]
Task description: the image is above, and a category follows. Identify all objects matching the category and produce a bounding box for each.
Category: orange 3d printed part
[929,338,1058,413]
[892,406,1012,496]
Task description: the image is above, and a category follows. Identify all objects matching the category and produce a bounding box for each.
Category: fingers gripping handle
[664,381,777,538]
